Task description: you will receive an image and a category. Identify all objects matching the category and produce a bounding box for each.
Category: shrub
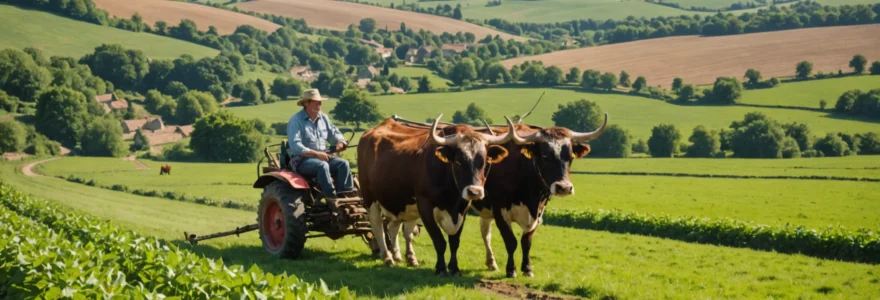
[813,133,852,157]
[0,119,27,153]
[685,125,720,158]
[588,124,631,158]
[648,124,681,157]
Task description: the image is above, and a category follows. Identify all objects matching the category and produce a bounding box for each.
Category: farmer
[286,88,356,200]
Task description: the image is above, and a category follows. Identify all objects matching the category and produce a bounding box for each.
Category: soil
[475,279,581,300]
[91,0,280,35]
[21,157,61,177]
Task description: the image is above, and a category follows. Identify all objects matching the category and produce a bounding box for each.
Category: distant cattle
[160,164,171,175]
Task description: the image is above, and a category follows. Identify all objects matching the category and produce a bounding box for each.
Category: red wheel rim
[262,200,285,250]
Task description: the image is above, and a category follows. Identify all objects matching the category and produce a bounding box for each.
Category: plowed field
[502,25,880,87]
[92,0,281,35]
[236,0,527,41]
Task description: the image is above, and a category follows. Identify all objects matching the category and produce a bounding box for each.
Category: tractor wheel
[259,181,308,259]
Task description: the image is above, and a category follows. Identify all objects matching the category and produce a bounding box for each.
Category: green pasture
[34,155,880,229]
[813,0,880,5]
[573,156,880,179]
[3,159,879,299]
[739,76,880,109]
[228,87,880,141]
[389,66,453,90]
[664,0,756,9]
[0,4,218,60]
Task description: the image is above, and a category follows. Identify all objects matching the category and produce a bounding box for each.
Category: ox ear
[573,143,591,158]
[520,145,534,159]
[487,145,509,164]
[434,146,450,163]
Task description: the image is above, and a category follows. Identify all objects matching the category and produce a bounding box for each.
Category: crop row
[0,181,352,299]
[61,175,258,211]
[542,207,880,264]
[570,171,880,182]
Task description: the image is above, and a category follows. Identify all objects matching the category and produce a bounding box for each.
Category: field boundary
[571,171,880,182]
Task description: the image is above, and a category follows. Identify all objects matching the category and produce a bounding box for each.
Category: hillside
[235,0,527,41]
[502,25,880,88]
[227,87,879,141]
[739,76,880,109]
[91,0,281,35]
[0,4,218,59]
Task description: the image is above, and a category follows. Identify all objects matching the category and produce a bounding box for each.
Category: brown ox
[471,114,608,278]
[159,164,171,175]
[357,114,516,276]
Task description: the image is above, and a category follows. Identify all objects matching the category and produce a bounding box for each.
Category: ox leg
[402,220,419,266]
[387,219,404,263]
[368,203,394,266]
[446,215,466,277]
[418,204,448,276]
[480,216,498,271]
[521,229,536,277]
[494,216,519,278]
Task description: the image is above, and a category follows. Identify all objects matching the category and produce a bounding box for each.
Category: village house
[405,46,433,64]
[94,93,130,114]
[289,66,320,83]
[357,39,394,59]
[441,44,469,57]
[356,65,380,80]
[121,116,164,134]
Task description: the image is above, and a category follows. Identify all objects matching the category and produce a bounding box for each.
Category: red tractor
[183,132,381,259]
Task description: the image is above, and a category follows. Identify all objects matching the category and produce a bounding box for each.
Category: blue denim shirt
[286,109,344,158]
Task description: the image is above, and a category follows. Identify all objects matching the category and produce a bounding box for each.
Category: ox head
[506,113,608,197]
[430,114,516,201]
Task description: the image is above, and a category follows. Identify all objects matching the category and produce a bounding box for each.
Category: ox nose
[463,186,485,200]
[551,181,574,196]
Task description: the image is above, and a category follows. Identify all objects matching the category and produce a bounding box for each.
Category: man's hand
[306,150,331,161]
[335,141,346,153]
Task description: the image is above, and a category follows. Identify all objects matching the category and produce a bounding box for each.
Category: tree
[551,99,604,132]
[380,81,392,94]
[856,132,880,154]
[80,116,127,157]
[850,54,867,74]
[543,66,564,86]
[359,18,377,34]
[34,87,91,148]
[418,76,431,93]
[520,64,546,86]
[241,81,262,106]
[566,67,581,83]
[686,125,720,158]
[0,119,27,153]
[618,70,631,87]
[796,61,813,79]
[399,77,412,92]
[190,110,266,162]
[782,122,812,151]
[599,72,617,91]
[632,76,646,92]
[164,81,188,98]
[0,90,20,113]
[581,69,601,90]
[451,103,492,126]
[835,89,860,113]
[744,69,761,85]
[588,124,631,158]
[131,129,151,152]
[813,133,852,157]
[453,4,462,19]
[678,84,695,102]
[871,61,880,75]
[632,139,649,153]
[330,89,383,130]
[729,113,787,158]
[484,63,511,84]
[176,91,218,124]
[255,79,267,102]
[709,77,742,104]
[819,99,827,110]
[79,44,149,90]
[449,58,477,86]
[270,77,305,100]
[648,124,681,158]
[0,48,51,101]
[672,77,683,92]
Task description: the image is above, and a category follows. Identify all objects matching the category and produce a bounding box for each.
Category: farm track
[123,155,150,170]
[502,24,880,88]
[20,157,60,177]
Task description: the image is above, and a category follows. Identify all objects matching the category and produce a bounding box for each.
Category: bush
[0,90,20,113]
[813,133,853,157]
[588,124,631,158]
[685,125,720,158]
[632,139,649,154]
[189,110,265,162]
[729,112,787,158]
[648,124,681,157]
[551,99,604,132]
[131,129,151,152]
[80,117,128,157]
[856,132,880,155]
[870,61,880,75]
[0,119,28,153]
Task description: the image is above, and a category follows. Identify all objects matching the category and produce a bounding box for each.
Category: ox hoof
[407,258,420,267]
[383,258,395,266]
[449,270,462,277]
[487,262,498,271]
[392,254,403,263]
[435,270,449,277]
[523,271,534,277]
[506,271,517,278]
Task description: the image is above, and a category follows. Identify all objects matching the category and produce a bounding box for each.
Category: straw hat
[297,89,328,106]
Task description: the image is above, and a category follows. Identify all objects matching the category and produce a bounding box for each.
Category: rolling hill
[235,0,527,41]
[91,0,281,35]
[501,24,880,88]
[0,4,218,59]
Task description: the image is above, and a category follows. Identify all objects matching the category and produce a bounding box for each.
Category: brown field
[502,24,880,88]
[92,0,281,35]
[236,0,527,41]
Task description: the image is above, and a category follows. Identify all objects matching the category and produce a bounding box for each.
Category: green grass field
[35,154,880,230]
[739,76,880,109]
[4,159,879,299]
[663,0,750,9]
[0,4,218,59]
[389,66,453,90]
[229,87,880,141]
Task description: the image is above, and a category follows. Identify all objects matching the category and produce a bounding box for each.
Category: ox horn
[504,116,542,145]
[571,112,609,142]
[430,113,457,146]
[481,116,517,145]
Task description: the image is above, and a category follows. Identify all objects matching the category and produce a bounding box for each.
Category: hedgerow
[543,208,880,264]
[0,181,352,299]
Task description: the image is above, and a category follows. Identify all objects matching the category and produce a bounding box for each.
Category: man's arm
[287,118,309,157]
[325,114,345,146]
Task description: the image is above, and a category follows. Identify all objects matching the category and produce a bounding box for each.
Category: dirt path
[475,280,581,300]
[21,157,61,177]
[123,155,150,170]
